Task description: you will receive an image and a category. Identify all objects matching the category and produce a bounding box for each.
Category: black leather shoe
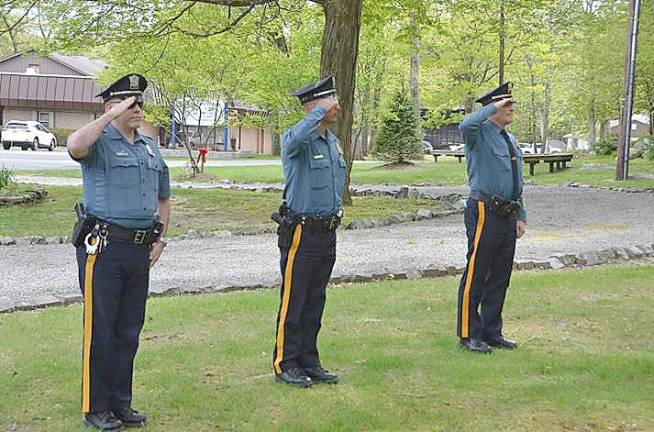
[486,337,518,349]
[303,366,339,384]
[459,338,492,353]
[83,411,123,430]
[113,407,147,428]
[275,367,314,387]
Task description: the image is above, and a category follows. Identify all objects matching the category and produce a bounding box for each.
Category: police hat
[96,73,147,103]
[292,75,337,104]
[475,82,513,106]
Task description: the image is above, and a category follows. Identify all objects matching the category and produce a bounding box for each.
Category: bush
[0,165,14,189]
[50,128,75,146]
[630,135,653,160]
[593,134,618,156]
[374,91,423,163]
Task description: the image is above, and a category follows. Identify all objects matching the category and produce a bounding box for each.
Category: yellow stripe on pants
[461,201,486,338]
[82,252,97,413]
[274,224,303,374]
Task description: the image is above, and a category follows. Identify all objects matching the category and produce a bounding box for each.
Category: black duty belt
[280,208,343,232]
[470,190,521,219]
[105,222,161,245]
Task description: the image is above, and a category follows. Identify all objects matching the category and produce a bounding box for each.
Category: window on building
[38,112,50,128]
[27,64,40,74]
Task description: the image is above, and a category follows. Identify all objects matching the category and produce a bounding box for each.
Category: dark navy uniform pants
[76,241,150,413]
[457,198,517,341]
[273,225,336,374]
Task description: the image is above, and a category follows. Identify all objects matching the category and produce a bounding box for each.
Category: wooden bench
[522,153,574,176]
[431,150,465,163]
[430,149,574,176]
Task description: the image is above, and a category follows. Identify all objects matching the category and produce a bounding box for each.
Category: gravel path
[1,184,653,311]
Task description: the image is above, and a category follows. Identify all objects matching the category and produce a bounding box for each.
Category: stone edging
[0,187,47,207]
[2,243,652,314]
[563,182,654,194]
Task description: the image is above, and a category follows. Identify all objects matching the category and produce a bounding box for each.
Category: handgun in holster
[490,195,521,218]
[71,203,97,247]
[271,204,297,248]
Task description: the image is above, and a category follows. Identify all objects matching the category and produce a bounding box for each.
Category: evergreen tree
[374,90,423,163]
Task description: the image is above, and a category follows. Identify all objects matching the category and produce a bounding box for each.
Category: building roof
[49,54,107,77]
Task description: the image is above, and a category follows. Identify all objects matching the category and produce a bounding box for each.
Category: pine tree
[374,91,423,163]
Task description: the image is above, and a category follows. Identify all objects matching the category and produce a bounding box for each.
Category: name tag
[313,154,324,160]
[115,150,129,157]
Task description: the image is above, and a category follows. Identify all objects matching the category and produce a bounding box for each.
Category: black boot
[83,411,123,430]
[113,407,147,428]
[459,338,492,353]
[275,367,314,387]
[303,366,338,384]
[486,337,518,349]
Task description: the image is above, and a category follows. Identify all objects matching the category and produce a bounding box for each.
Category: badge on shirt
[145,144,155,157]
[335,139,344,157]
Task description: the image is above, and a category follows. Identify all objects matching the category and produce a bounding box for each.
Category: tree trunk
[409,13,421,112]
[588,107,596,146]
[320,0,363,206]
[498,1,505,86]
[539,81,551,153]
[599,120,609,140]
[650,110,653,135]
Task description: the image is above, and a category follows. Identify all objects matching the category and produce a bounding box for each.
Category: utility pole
[616,0,641,180]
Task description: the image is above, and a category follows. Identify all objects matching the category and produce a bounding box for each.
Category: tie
[500,130,520,200]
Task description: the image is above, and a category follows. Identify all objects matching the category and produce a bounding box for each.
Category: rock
[186,230,202,240]
[515,260,535,271]
[396,187,409,199]
[420,265,448,278]
[29,236,47,245]
[625,246,644,259]
[406,268,422,280]
[29,295,62,309]
[548,257,566,270]
[584,252,601,266]
[613,247,630,260]
[415,209,433,220]
[345,219,375,230]
[638,244,654,255]
[0,237,15,245]
[597,249,613,263]
[533,261,553,270]
[574,254,588,265]
[407,188,420,199]
[559,254,576,266]
[47,236,63,244]
[61,293,83,305]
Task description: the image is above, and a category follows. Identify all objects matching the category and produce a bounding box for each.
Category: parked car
[1,121,57,151]
[517,142,536,154]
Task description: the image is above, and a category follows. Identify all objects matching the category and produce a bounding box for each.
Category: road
[0,148,285,170]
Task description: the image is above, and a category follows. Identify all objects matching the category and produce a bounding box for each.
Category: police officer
[456,82,526,354]
[67,74,171,429]
[272,75,346,387]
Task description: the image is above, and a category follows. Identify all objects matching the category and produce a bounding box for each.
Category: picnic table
[430,150,574,176]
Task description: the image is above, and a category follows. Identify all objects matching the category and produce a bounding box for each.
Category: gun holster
[271,204,298,248]
[490,195,521,218]
[71,203,97,247]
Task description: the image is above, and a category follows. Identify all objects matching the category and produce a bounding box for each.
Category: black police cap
[292,75,337,104]
[475,82,513,106]
[96,73,147,102]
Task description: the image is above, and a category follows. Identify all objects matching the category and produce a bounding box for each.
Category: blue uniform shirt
[281,106,346,216]
[74,123,171,229]
[459,104,527,221]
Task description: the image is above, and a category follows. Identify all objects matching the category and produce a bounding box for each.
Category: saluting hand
[107,96,138,120]
[516,220,526,239]
[494,97,515,110]
[316,96,340,113]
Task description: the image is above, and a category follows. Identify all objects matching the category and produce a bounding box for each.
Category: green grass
[16,155,654,189]
[1,264,653,431]
[0,182,35,197]
[0,185,449,237]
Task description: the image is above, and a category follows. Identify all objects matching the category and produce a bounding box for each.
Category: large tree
[47,0,362,204]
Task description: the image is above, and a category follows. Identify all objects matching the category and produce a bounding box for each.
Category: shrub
[593,134,618,156]
[374,91,423,163]
[50,128,76,146]
[0,165,14,189]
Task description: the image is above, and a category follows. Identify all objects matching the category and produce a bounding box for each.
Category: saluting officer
[272,75,346,387]
[67,74,171,430]
[456,82,526,354]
